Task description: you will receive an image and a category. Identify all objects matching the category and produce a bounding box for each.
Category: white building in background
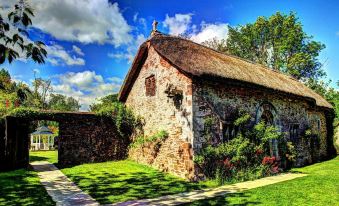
[30,126,55,150]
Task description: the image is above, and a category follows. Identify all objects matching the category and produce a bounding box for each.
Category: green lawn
[0,169,54,206]
[61,160,218,204]
[29,150,58,164]
[0,150,58,205]
[27,150,339,205]
[28,150,217,204]
[184,156,339,206]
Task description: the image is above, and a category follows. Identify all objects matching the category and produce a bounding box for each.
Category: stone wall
[125,46,195,178]
[192,80,331,166]
[0,112,128,171]
[58,115,128,166]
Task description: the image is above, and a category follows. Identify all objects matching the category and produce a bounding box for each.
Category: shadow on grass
[0,169,54,206]
[29,155,50,162]
[64,169,213,204]
[181,192,261,206]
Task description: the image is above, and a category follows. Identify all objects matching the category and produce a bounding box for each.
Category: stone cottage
[118,28,335,180]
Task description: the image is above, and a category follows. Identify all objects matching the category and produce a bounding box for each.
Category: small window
[289,124,299,141]
[317,119,321,133]
[223,123,239,142]
[145,75,156,96]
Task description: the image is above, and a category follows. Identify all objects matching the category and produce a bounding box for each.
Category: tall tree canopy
[205,12,325,80]
[0,0,47,65]
[89,94,118,112]
[48,94,81,112]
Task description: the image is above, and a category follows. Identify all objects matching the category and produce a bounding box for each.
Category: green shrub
[95,102,141,139]
[129,130,168,148]
[195,113,294,184]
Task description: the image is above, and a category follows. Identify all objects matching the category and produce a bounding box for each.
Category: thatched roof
[118,33,332,109]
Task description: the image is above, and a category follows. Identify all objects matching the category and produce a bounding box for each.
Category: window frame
[145,75,156,97]
[289,123,300,141]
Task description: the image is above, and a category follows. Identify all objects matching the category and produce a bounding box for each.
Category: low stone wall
[58,115,128,166]
[0,112,129,171]
[129,134,195,180]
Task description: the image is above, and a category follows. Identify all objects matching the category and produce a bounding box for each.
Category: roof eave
[118,42,149,102]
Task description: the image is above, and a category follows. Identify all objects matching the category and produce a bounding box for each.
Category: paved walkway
[30,161,99,206]
[109,173,307,206]
[31,161,306,206]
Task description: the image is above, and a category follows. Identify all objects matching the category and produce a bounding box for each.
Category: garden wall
[0,112,128,171]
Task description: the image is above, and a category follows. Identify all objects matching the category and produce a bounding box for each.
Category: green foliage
[206,12,325,80]
[202,116,217,143]
[129,130,169,148]
[195,113,291,184]
[234,113,251,126]
[0,1,46,64]
[253,121,284,144]
[306,78,339,122]
[95,102,141,139]
[89,94,119,112]
[48,93,80,111]
[0,0,47,65]
[187,157,339,206]
[6,107,40,118]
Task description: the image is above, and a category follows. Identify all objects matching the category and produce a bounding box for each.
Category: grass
[28,150,217,204]
[29,150,58,164]
[184,156,339,206]
[60,160,218,204]
[27,150,339,205]
[0,169,54,206]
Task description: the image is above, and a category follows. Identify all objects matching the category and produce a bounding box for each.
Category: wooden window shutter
[145,75,156,96]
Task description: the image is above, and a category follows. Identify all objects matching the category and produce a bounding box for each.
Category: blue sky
[2,0,339,110]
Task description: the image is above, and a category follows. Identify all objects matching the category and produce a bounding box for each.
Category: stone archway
[255,101,279,127]
[256,102,280,157]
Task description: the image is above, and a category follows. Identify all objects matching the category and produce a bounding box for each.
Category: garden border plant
[194,111,297,185]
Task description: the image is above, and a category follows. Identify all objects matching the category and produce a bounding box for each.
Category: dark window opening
[223,123,239,142]
[145,75,156,96]
[317,119,321,133]
[289,124,299,141]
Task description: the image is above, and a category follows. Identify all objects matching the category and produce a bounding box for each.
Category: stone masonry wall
[0,113,128,171]
[58,115,128,166]
[192,80,330,166]
[125,46,195,179]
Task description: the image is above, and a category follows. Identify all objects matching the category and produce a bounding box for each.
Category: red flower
[5,99,10,108]
[262,156,276,165]
[255,149,264,155]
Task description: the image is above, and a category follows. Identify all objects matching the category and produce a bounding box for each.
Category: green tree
[306,79,339,121]
[89,93,119,112]
[0,68,12,91]
[48,93,81,112]
[0,0,47,65]
[207,12,325,80]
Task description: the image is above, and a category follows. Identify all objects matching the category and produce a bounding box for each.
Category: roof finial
[152,20,158,31]
[151,20,159,37]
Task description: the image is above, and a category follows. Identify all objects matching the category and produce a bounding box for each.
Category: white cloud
[52,70,121,110]
[58,70,103,89]
[163,13,193,35]
[162,13,228,44]
[190,22,229,43]
[72,45,85,56]
[47,44,85,66]
[133,13,139,22]
[336,31,339,36]
[108,34,147,63]
[29,0,132,46]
